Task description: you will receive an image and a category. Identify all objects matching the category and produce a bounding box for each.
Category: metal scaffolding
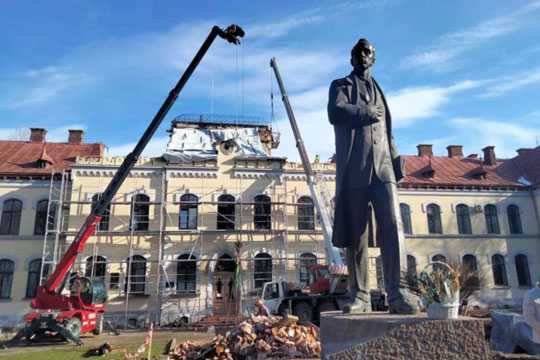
[39,165,332,328]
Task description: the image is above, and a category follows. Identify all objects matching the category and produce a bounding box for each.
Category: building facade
[0,128,103,327]
[0,122,539,327]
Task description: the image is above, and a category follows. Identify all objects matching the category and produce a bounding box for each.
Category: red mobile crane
[9,24,244,345]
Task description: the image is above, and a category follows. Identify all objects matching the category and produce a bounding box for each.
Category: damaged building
[0,118,539,328]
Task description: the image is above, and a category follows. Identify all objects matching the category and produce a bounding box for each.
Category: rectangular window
[109,273,120,290]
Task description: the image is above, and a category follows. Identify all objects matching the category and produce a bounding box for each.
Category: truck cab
[261,280,288,315]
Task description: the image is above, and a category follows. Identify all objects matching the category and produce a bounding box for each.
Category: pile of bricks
[167,314,321,359]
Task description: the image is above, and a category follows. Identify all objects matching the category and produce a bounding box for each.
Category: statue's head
[351,38,376,71]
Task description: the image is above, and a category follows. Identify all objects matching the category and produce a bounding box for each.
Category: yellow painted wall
[0,180,51,325]
[1,152,540,325]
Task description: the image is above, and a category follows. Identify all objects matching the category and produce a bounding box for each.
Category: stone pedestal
[321,311,491,359]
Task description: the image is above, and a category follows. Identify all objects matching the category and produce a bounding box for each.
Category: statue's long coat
[328,73,403,248]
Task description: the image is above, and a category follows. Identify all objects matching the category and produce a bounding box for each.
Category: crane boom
[42,24,245,294]
[270,57,344,269]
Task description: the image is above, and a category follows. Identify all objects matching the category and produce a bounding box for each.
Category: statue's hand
[366,104,383,122]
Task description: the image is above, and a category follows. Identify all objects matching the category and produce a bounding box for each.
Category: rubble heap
[168,314,321,360]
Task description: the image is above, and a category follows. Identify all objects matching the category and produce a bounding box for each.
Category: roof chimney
[417,144,433,157]
[516,148,533,157]
[482,146,496,166]
[446,145,463,158]
[30,128,46,143]
[446,145,463,157]
[68,129,84,144]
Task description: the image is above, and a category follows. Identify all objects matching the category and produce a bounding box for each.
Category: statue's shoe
[342,299,371,314]
[388,290,420,315]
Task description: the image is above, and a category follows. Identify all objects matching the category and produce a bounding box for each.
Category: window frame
[254,194,272,230]
[179,194,199,230]
[125,255,147,295]
[507,205,523,235]
[0,199,23,235]
[177,254,197,294]
[34,199,55,235]
[130,194,150,231]
[217,194,236,230]
[92,193,110,231]
[484,204,500,234]
[253,253,272,289]
[456,204,472,235]
[297,196,315,231]
[426,203,443,234]
[0,259,15,299]
[491,254,508,287]
[515,254,532,287]
[400,203,413,235]
[298,252,317,285]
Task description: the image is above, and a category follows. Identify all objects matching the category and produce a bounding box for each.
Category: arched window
[507,205,523,234]
[456,204,472,234]
[491,254,508,286]
[515,254,531,287]
[216,253,236,272]
[0,259,14,299]
[376,256,384,289]
[217,194,235,230]
[462,254,478,272]
[34,199,56,235]
[484,204,500,234]
[26,259,46,298]
[426,204,442,234]
[254,253,272,288]
[254,195,271,230]
[400,203,413,235]
[298,196,315,230]
[299,253,317,285]
[179,194,198,230]
[432,254,447,272]
[125,255,146,294]
[177,254,196,294]
[0,199,22,235]
[92,193,110,231]
[406,255,417,287]
[130,194,150,231]
[85,256,107,281]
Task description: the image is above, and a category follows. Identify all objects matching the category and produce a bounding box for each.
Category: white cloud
[249,14,324,39]
[270,85,333,161]
[107,136,169,156]
[480,66,540,98]
[386,80,484,127]
[0,67,93,109]
[401,1,540,71]
[447,117,540,157]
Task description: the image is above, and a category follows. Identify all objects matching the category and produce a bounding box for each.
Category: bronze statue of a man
[328,38,419,314]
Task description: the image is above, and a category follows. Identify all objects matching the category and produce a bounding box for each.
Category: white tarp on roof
[163,126,268,163]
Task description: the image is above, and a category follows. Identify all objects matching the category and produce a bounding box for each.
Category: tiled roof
[401,148,540,189]
[497,147,540,186]
[0,140,104,177]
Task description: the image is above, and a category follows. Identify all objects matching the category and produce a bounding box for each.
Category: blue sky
[1,0,539,161]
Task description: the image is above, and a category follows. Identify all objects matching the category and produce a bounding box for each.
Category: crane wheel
[92,314,104,335]
[293,302,313,323]
[64,318,82,340]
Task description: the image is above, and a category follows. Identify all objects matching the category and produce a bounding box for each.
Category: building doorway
[213,254,237,315]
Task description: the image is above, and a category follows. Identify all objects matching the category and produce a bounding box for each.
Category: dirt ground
[0,329,214,359]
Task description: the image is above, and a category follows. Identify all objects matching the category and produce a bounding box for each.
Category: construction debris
[85,342,113,356]
[167,314,321,359]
